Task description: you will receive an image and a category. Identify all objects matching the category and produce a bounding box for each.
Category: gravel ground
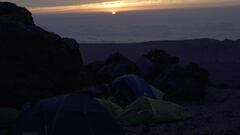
[125,87,240,135]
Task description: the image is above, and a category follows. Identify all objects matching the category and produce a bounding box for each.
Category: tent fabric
[111,74,161,103]
[0,108,19,128]
[118,97,191,125]
[96,98,124,119]
[10,94,124,135]
[150,85,164,99]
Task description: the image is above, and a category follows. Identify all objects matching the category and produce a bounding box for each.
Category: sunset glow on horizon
[22,0,240,14]
[29,1,175,14]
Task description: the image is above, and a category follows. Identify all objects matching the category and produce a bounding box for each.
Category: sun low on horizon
[8,0,240,14]
[111,11,117,15]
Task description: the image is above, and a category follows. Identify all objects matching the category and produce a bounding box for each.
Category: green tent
[96,98,124,119]
[118,97,191,125]
[0,108,19,128]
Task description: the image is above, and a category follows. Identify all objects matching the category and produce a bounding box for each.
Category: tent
[150,85,164,99]
[96,98,124,119]
[118,97,191,125]
[111,74,163,103]
[0,108,19,128]
[10,94,124,135]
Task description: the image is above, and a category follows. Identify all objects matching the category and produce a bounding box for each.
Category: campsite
[1,2,240,135]
[1,74,240,135]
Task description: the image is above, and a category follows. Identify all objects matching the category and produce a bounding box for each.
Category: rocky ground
[125,87,240,135]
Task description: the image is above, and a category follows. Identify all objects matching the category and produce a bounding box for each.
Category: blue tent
[10,94,124,135]
[111,74,157,103]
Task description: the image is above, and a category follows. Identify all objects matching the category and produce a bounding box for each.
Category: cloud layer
[34,6,240,43]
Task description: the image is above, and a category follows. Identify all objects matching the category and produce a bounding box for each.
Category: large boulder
[0,2,83,107]
[153,63,209,101]
[143,49,179,65]
[136,49,179,82]
[137,49,209,101]
[81,61,105,86]
[180,63,209,100]
[98,52,139,83]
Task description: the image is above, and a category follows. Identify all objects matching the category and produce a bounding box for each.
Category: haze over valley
[34,6,240,43]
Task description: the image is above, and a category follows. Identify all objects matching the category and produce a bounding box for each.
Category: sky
[4,0,240,14]
[3,0,240,43]
[34,6,240,43]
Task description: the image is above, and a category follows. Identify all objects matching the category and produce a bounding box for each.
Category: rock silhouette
[0,2,34,25]
[137,50,209,101]
[0,2,83,107]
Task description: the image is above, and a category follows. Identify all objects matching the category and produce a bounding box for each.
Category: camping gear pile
[0,74,192,135]
[98,75,191,125]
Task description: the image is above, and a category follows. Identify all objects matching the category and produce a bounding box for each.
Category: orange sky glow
[28,0,240,14]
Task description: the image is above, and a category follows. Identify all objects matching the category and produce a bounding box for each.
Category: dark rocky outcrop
[0,2,34,25]
[80,53,139,87]
[82,49,209,101]
[0,2,83,107]
[143,49,179,65]
[137,50,209,101]
[153,63,209,101]
[80,61,105,87]
[97,52,139,83]
[136,50,179,82]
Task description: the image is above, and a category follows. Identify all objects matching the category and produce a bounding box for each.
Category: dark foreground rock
[0,2,83,107]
